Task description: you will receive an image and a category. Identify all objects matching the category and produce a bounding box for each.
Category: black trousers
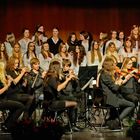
[0,99,24,130]
[6,93,34,119]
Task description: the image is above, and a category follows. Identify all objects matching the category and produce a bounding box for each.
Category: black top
[47,37,63,55]
[0,80,6,99]
[99,71,122,107]
[6,69,26,95]
[27,69,44,95]
[43,76,59,101]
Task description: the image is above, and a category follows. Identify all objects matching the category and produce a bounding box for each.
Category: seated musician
[27,57,46,97]
[60,59,82,99]
[43,58,80,132]
[98,56,135,129]
[119,57,140,118]
[0,60,25,132]
[26,57,46,117]
[6,57,34,120]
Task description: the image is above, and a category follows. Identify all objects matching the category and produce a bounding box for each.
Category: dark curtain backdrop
[0,0,140,41]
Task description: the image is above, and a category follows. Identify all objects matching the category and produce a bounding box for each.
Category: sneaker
[64,129,72,135]
[64,125,72,134]
[108,119,121,130]
[123,118,130,127]
[1,124,11,133]
[72,126,80,132]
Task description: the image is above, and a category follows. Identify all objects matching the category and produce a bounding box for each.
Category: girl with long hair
[98,56,135,129]
[6,57,34,120]
[0,43,9,65]
[0,60,24,132]
[38,42,54,71]
[43,59,80,132]
[72,45,87,75]
[87,41,103,71]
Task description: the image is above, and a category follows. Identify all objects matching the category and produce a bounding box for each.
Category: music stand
[78,66,98,130]
[117,62,138,68]
[78,65,98,88]
[133,62,138,68]
[117,63,122,69]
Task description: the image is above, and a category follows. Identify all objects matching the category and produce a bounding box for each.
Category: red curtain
[0,1,140,41]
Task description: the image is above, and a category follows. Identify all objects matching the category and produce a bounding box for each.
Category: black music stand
[78,66,98,130]
[117,63,122,69]
[78,66,98,87]
[117,62,138,68]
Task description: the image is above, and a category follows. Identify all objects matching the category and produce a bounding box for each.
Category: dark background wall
[0,0,139,41]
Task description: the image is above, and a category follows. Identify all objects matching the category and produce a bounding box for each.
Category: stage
[62,127,132,140]
[0,126,133,140]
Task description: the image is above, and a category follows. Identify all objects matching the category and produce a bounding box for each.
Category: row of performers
[1,55,140,132]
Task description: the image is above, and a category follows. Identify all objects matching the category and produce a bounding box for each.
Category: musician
[61,59,81,99]
[0,60,24,132]
[43,59,80,132]
[62,59,83,130]
[6,57,34,120]
[27,57,46,95]
[120,57,140,118]
[26,57,46,117]
[99,56,135,129]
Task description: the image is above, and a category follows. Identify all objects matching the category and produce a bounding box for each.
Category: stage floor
[0,126,133,140]
[0,108,136,140]
[61,127,133,140]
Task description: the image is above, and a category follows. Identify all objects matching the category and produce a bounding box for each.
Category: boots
[68,108,80,132]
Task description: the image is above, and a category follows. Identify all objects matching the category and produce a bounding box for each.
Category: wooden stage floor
[0,126,134,140]
[61,127,133,140]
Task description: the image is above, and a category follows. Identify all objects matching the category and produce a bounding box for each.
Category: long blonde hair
[102,56,115,81]
[0,61,7,85]
[91,41,102,63]
[121,57,131,73]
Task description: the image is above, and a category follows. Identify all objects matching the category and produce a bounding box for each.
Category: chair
[89,87,123,131]
[41,101,73,134]
[90,104,123,131]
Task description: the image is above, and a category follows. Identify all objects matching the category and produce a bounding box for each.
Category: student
[6,57,34,120]
[0,60,24,132]
[120,57,140,117]
[98,56,135,129]
[26,57,46,117]
[47,27,63,55]
[43,59,80,132]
